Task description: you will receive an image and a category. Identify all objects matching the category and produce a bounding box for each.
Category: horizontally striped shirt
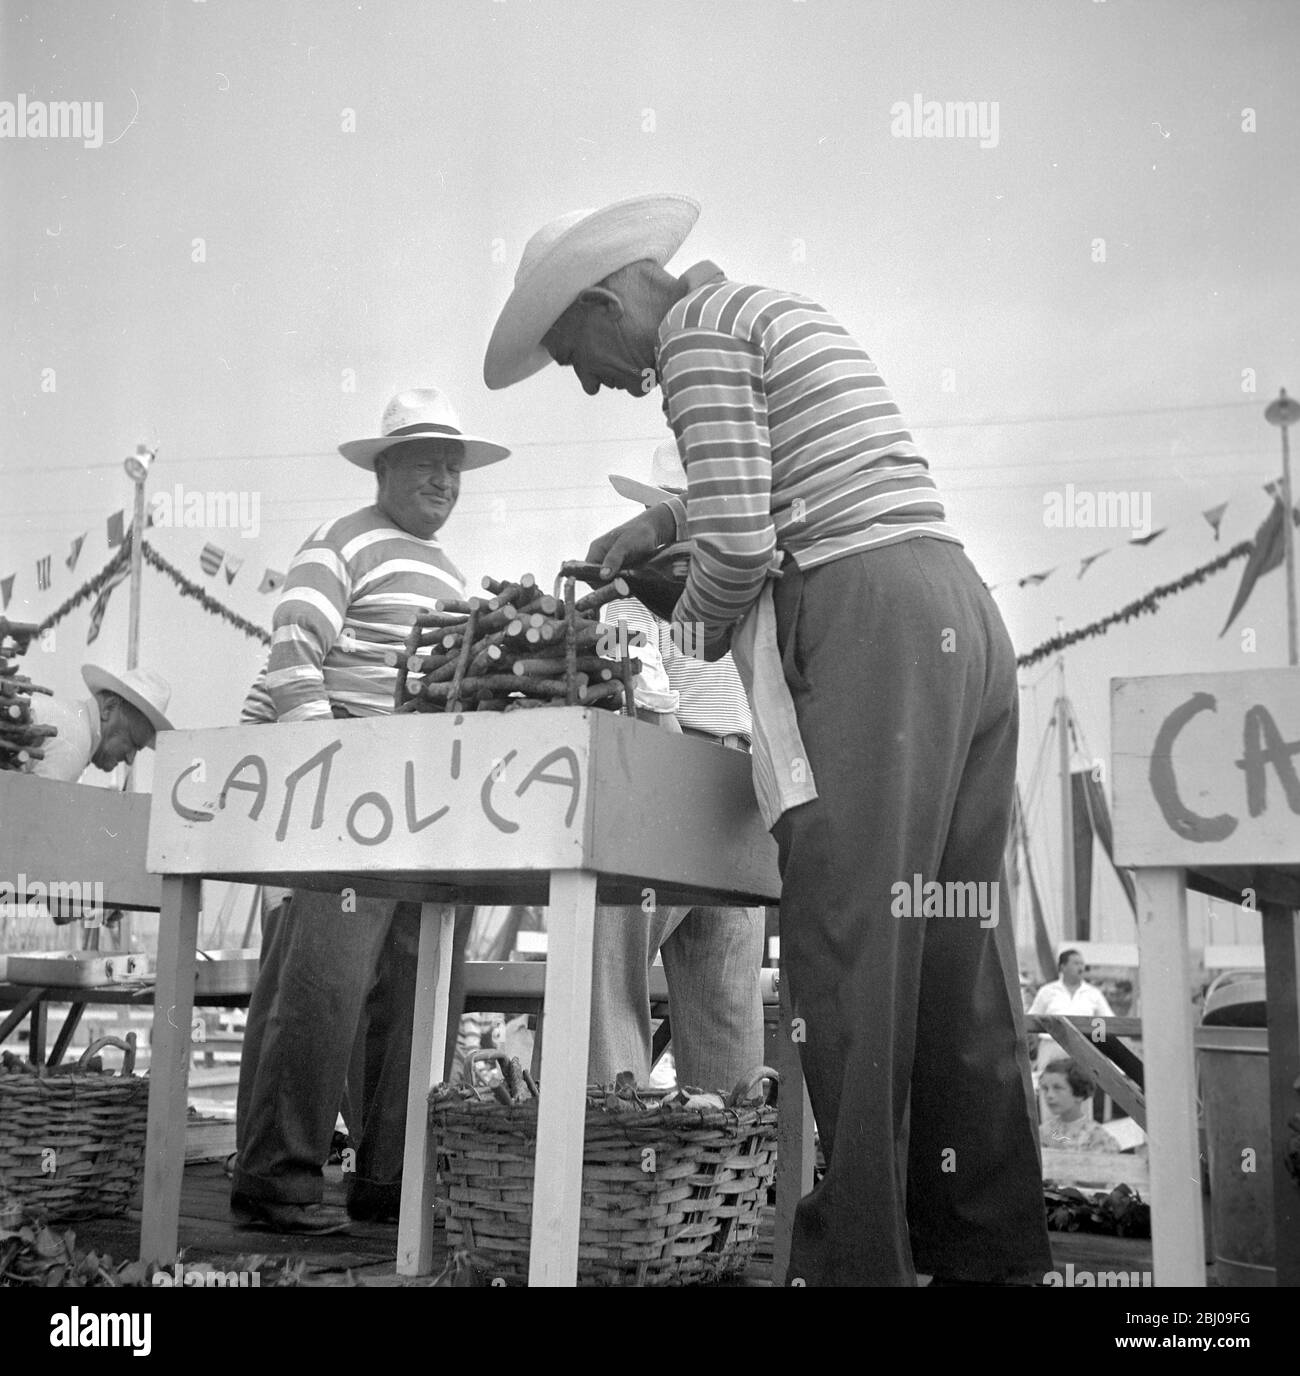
[657,262,961,655]
[240,668,276,725]
[604,597,751,739]
[267,506,465,721]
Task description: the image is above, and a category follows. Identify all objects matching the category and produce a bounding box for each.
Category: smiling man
[485,195,1050,1288]
[231,389,509,1234]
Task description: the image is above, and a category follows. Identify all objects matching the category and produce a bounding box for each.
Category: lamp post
[114,445,154,952]
[122,445,154,673]
[1264,389,1300,667]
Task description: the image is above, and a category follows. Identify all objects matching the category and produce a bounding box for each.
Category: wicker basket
[0,1035,148,1220]
[433,1051,778,1286]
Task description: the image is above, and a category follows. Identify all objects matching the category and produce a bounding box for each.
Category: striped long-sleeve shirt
[267,506,465,721]
[603,597,751,739]
[657,262,961,657]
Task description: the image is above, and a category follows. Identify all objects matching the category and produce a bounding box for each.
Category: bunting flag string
[86,536,131,645]
[1077,550,1108,579]
[1016,540,1251,670]
[140,543,271,646]
[35,545,131,636]
[1018,568,1055,588]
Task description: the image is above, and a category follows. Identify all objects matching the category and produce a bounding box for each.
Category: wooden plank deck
[61,1161,1163,1287]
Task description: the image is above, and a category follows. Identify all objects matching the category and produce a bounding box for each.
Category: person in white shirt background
[29,664,173,784]
[1027,948,1115,1076]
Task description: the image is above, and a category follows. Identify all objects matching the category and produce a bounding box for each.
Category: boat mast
[1056,617,1076,944]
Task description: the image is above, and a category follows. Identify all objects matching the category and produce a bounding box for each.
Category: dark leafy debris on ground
[1044,1183,1151,1238]
[0,1205,306,1287]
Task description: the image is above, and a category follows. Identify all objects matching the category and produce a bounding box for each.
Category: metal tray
[195,949,260,996]
[5,950,150,987]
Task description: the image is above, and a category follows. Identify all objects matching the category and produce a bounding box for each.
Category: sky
[3,0,1298,956]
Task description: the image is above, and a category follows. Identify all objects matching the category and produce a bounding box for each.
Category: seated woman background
[1038,1058,1120,1153]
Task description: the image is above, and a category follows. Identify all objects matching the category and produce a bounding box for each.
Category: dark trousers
[771,538,1051,1286]
[233,887,420,1205]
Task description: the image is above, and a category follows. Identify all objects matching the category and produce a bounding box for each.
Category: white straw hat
[81,665,173,736]
[483,194,700,391]
[609,436,688,507]
[338,388,511,471]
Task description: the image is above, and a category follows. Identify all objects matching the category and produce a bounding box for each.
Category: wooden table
[144,710,802,1285]
[1112,669,1300,1287]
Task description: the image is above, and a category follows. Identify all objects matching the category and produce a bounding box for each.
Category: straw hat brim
[483,194,701,391]
[609,474,682,507]
[338,433,511,472]
[81,665,173,735]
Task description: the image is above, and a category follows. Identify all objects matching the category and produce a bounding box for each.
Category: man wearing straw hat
[29,664,173,782]
[231,389,509,1235]
[588,435,764,1093]
[484,196,1050,1287]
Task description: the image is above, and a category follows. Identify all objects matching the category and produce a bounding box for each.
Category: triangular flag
[87,541,131,646]
[1018,568,1055,588]
[223,553,245,585]
[1264,479,1283,500]
[0,575,13,610]
[1219,500,1295,635]
[1129,528,1166,546]
[1077,550,1108,579]
[65,534,86,571]
[1202,503,1228,541]
[35,555,52,592]
[257,568,286,595]
[106,510,125,548]
[200,542,225,577]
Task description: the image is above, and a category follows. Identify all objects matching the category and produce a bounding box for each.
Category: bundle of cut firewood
[0,619,55,772]
[392,571,643,714]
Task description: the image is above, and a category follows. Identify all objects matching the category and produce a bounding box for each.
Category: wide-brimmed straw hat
[81,665,173,736]
[338,389,511,471]
[609,437,688,507]
[483,194,700,391]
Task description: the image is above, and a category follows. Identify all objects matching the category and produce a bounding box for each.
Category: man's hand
[585,503,676,578]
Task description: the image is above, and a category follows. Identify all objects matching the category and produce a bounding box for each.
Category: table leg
[139,874,199,1265]
[773,964,814,1283]
[1261,901,1300,1288]
[46,1001,86,1068]
[1136,867,1205,1287]
[529,868,597,1287]
[397,902,456,1277]
[0,986,43,1051]
[29,995,47,1066]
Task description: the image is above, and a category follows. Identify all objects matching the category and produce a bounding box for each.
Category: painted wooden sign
[147,713,593,876]
[146,710,783,901]
[1112,669,1300,867]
